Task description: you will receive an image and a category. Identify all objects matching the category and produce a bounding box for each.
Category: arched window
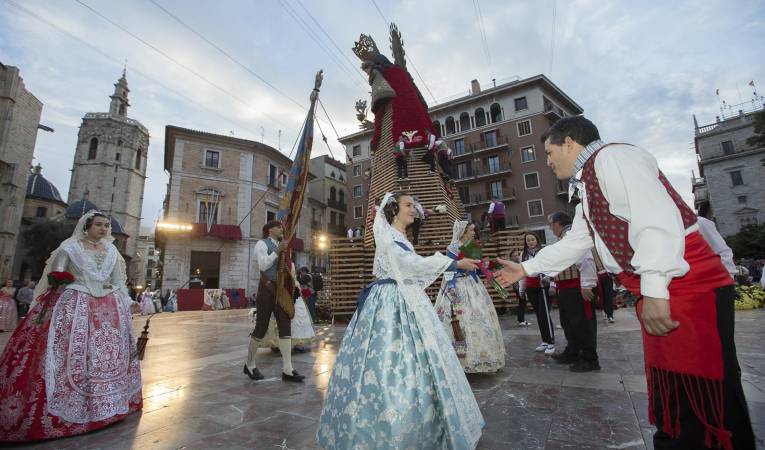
[490,103,502,123]
[445,116,456,135]
[459,112,471,131]
[87,138,98,160]
[329,186,337,202]
[474,108,486,127]
[134,149,141,170]
[339,190,345,204]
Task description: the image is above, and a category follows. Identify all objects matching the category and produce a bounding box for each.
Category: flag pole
[274,70,324,318]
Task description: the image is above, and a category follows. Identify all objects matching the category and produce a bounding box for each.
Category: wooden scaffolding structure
[326,107,525,320]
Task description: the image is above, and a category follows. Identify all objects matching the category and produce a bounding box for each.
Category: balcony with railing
[463,187,517,207]
[455,162,513,182]
[544,100,566,122]
[326,199,347,211]
[468,135,510,154]
[327,223,347,236]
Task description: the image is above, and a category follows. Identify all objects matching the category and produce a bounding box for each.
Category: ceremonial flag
[274,70,323,318]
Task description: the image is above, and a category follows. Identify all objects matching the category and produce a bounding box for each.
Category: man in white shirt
[244,220,305,383]
[547,211,600,372]
[696,202,736,278]
[494,116,754,450]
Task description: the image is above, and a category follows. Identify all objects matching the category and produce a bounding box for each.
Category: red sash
[618,231,733,449]
[524,276,541,289]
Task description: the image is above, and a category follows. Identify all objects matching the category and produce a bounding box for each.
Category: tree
[21,220,74,280]
[725,223,765,260]
[746,110,765,148]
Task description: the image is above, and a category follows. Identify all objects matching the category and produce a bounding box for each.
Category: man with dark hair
[547,210,599,372]
[244,220,305,383]
[495,115,754,449]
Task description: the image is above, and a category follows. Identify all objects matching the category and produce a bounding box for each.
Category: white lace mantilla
[61,240,118,283]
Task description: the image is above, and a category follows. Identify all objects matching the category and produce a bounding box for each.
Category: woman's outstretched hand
[456,258,480,272]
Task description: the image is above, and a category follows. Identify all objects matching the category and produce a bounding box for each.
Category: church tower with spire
[67,70,149,266]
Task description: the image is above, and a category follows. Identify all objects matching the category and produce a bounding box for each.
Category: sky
[1,0,764,230]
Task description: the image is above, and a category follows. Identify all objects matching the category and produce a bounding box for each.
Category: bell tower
[67,70,149,267]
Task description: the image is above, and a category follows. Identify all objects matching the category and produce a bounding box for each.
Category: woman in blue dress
[317,192,485,450]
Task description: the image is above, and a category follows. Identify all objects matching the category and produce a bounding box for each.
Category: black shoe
[282,370,305,382]
[551,352,579,364]
[243,364,264,380]
[293,345,308,353]
[569,360,601,373]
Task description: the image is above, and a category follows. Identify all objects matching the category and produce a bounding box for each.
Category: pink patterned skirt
[0,293,17,331]
[0,288,142,442]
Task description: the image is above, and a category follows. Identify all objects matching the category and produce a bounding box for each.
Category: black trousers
[652,285,755,450]
[395,157,408,178]
[437,153,454,179]
[515,287,527,323]
[491,216,506,232]
[558,287,598,363]
[598,273,614,318]
[422,151,436,171]
[251,277,291,339]
[527,287,554,344]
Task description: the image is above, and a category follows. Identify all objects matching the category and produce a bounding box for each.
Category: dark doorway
[190,251,221,289]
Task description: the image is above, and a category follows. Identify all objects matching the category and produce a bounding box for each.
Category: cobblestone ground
[1,307,763,450]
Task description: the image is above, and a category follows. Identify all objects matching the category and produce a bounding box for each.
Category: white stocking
[278,337,293,374]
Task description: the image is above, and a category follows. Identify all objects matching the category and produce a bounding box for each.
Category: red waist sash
[616,231,734,449]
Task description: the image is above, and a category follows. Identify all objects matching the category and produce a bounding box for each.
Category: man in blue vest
[244,220,305,382]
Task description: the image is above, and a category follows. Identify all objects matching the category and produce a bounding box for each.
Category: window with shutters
[484,131,497,147]
[528,199,544,217]
[721,140,734,155]
[204,150,220,168]
[517,120,532,136]
[455,139,465,155]
[730,170,744,186]
[514,96,528,111]
[521,145,536,162]
[524,172,540,189]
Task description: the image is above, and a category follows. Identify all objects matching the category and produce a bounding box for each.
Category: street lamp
[157,222,193,231]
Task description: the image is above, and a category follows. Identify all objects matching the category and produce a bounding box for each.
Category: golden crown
[352,34,379,61]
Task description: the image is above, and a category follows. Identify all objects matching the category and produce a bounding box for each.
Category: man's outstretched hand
[493,258,527,287]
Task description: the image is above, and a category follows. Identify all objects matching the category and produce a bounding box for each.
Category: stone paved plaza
[1,307,764,450]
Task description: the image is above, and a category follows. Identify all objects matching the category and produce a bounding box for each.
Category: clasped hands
[492,258,679,336]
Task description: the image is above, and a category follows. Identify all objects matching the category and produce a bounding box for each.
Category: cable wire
[74,0,289,132]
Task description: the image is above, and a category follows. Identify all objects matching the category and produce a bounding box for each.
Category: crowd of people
[0,115,761,449]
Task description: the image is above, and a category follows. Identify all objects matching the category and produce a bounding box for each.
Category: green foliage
[735,285,765,310]
[725,224,765,259]
[21,220,74,280]
[746,110,765,148]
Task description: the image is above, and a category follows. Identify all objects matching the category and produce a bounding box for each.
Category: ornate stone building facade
[692,103,765,237]
[308,155,348,236]
[0,63,43,280]
[66,71,149,267]
[158,126,314,295]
